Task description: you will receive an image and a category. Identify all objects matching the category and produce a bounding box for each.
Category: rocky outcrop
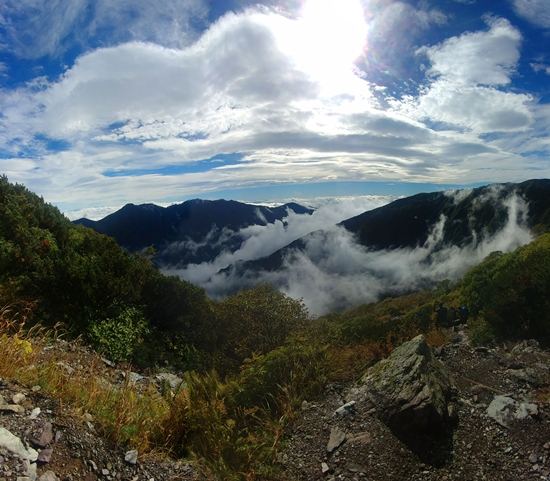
[356,334,456,431]
[282,327,550,481]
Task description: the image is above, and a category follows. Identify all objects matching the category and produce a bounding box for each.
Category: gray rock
[0,404,24,414]
[155,373,186,390]
[37,422,53,448]
[333,401,356,416]
[326,427,346,453]
[37,448,53,463]
[12,393,26,404]
[29,408,41,419]
[37,471,59,481]
[124,449,138,465]
[359,335,456,431]
[0,427,39,461]
[486,395,538,427]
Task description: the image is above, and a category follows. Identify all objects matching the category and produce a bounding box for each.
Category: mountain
[74,199,314,266]
[228,179,550,275]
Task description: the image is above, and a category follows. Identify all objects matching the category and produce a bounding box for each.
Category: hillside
[1,175,550,480]
[217,180,550,314]
[74,199,314,267]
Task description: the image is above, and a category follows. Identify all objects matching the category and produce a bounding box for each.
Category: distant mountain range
[231,179,550,274]
[75,179,550,313]
[74,199,314,267]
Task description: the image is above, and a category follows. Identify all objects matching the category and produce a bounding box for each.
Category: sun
[273,0,368,89]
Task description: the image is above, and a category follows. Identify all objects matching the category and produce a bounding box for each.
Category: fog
[163,190,534,317]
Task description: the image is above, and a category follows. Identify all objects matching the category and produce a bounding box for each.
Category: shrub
[461,233,550,343]
[87,307,150,363]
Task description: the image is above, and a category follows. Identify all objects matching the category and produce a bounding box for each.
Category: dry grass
[0,304,184,453]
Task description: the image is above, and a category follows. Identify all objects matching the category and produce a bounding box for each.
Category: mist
[164,191,534,317]
[161,196,392,285]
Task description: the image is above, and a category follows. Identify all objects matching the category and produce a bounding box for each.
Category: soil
[280,326,550,481]
[1,325,549,480]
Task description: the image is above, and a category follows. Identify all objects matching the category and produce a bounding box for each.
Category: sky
[1,0,549,220]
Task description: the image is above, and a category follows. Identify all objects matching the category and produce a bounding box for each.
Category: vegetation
[2,175,550,479]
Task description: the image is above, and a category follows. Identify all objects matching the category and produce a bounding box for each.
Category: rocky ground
[1,325,549,481]
[280,326,550,481]
[0,340,213,481]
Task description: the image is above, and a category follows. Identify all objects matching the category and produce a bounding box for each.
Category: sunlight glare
[276,0,368,89]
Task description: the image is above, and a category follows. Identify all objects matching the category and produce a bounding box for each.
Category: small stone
[12,393,26,405]
[333,401,356,416]
[544,442,550,450]
[321,462,330,474]
[29,408,41,419]
[0,404,24,414]
[124,450,138,465]
[326,427,347,454]
[31,386,41,392]
[37,448,53,463]
[37,471,59,481]
[276,453,288,465]
[504,447,513,454]
[529,453,538,463]
[37,423,53,448]
[101,469,110,476]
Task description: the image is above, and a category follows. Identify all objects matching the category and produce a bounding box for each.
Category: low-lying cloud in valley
[162,190,534,317]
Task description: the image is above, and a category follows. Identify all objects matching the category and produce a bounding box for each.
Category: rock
[276,452,288,465]
[124,449,138,465]
[0,427,39,461]
[333,401,356,416]
[326,427,346,454]
[486,395,538,427]
[359,335,456,431]
[37,448,53,463]
[37,422,53,448]
[37,471,59,481]
[155,373,186,390]
[0,404,24,413]
[12,392,26,404]
[346,432,373,445]
[321,462,331,474]
[29,407,41,419]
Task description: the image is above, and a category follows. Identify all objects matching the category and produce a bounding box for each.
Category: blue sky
[1,0,549,219]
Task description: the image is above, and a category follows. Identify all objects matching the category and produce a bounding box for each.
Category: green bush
[88,307,150,362]
[461,233,550,343]
[468,314,496,346]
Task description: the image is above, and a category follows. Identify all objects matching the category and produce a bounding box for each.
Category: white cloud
[512,0,550,28]
[394,18,534,134]
[0,5,548,212]
[418,17,521,86]
[192,191,533,316]
[162,196,392,285]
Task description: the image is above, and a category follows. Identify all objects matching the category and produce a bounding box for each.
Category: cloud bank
[171,190,533,317]
[0,2,548,213]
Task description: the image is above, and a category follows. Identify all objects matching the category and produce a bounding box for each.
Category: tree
[213,284,311,367]
[461,234,550,343]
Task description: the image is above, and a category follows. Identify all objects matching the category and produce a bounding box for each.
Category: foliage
[467,314,496,346]
[0,175,215,367]
[213,284,311,370]
[87,307,150,362]
[461,233,550,343]
[184,342,328,479]
[316,290,436,345]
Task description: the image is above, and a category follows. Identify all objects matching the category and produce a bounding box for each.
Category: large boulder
[359,335,456,432]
